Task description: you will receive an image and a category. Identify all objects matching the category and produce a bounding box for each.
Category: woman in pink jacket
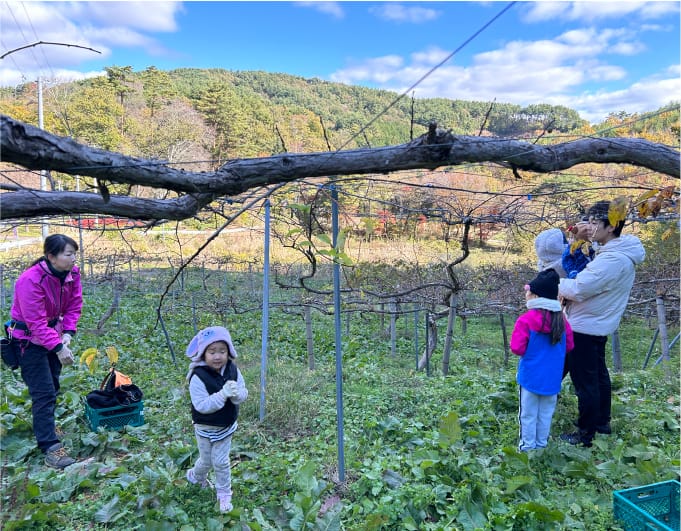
[510,269,574,451]
[8,234,83,469]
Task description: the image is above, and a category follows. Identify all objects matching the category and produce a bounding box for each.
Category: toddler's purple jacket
[10,261,83,352]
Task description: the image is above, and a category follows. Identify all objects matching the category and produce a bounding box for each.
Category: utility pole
[1,41,101,241]
[38,76,48,239]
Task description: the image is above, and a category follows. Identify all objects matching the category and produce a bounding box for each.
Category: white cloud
[295,2,344,19]
[369,3,441,23]
[471,26,644,75]
[521,1,568,23]
[663,63,681,76]
[523,1,679,23]
[0,1,181,84]
[567,72,681,122]
[638,2,681,19]
[331,55,405,84]
[0,67,104,87]
[410,47,452,66]
[609,41,646,55]
[77,2,182,32]
[329,22,677,123]
[639,23,664,31]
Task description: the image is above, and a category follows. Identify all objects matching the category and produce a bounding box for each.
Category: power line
[4,2,45,74]
[0,37,25,78]
[19,3,55,79]
[334,2,518,154]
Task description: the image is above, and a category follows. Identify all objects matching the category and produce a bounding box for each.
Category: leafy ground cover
[0,270,678,530]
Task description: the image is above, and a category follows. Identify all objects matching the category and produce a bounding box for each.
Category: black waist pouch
[1,338,20,370]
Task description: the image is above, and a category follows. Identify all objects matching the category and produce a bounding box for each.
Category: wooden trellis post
[642,328,660,369]
[418,312,437,376]
[259,199,271,422]
[500,313,509,367]
[191,294,198,334]
[0,264,4,309]
[611,330,622,373]
[304,304,315,370]
[442,292,457,376]
[390,299,397,357]
[654,292,671,378]
[413,306,419,370]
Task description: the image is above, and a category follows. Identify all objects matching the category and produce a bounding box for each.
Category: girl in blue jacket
[510,269,574,451]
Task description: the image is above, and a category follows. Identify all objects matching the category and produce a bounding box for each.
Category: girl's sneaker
[186,468,210,489]
[217,490,233,513]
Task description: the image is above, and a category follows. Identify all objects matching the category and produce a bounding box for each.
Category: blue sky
[0,1,679,123]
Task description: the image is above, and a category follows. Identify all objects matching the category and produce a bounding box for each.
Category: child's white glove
[57,345,74,366]
[61,333,73,347]
[220,380,238,399]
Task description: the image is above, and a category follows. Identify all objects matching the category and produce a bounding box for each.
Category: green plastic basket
[614,480,680,531]
[84,399,144,431]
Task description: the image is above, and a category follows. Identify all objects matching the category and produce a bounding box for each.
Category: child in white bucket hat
[185,326,248,513]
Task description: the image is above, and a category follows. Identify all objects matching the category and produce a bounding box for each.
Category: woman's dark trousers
[19,342,61,452]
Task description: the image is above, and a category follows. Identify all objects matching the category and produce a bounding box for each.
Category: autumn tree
[53,78,124,151]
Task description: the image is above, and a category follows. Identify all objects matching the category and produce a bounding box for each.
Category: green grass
[0,270,678,530]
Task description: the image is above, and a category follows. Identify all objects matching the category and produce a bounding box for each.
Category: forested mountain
[4,65,677,173]
[146,67,593,148]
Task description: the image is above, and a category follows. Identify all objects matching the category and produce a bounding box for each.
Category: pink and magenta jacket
[510,309,574,396]
[10,260,83,352]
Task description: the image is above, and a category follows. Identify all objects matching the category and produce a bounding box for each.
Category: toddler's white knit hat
[534,228,566,272]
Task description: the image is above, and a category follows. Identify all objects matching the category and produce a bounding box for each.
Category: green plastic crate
[614,480,680,531]
[84,399,144,431]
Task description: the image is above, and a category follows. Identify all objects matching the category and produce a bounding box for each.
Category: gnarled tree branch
[1,114,678,221]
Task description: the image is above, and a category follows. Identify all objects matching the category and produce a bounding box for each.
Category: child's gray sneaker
[217,489,233,513]
[45,443,76,469]
[186,468,210,489]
